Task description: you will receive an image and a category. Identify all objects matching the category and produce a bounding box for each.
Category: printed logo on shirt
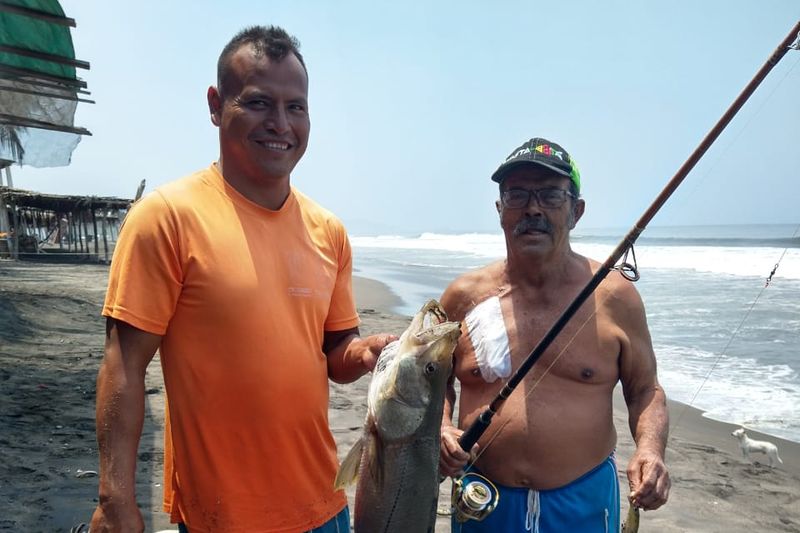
[288,287,313,298]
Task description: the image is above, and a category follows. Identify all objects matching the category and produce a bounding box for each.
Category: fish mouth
[413,322,461,362]
[406,300,448,335]
[403,300,460,362]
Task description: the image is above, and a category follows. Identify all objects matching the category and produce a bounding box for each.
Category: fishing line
[668,52,800,205]
[670,222,800,433]
[652,48,800,432]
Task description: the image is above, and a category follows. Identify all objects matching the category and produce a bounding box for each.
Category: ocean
[350,224,800,443]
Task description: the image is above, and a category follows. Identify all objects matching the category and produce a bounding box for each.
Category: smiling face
[496,165,585,258]
[208,44,310,190]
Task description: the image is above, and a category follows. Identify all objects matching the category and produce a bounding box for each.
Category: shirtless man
[439,138,670,532]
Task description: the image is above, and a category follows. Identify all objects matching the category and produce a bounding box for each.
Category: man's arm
[90,318,161,532]
[438,277,477,477]
[323,327,396,384]
[439,373,473,477]
[616,282,670,511]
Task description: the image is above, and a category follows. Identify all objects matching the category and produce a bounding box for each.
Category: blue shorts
[452,455,620,533]
[177,506,350,533]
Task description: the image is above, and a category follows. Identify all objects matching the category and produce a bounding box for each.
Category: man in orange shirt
[90,26,394,533]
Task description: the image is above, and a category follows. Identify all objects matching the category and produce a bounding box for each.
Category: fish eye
[424,362,437,375]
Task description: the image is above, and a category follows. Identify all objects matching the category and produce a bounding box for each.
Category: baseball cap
[490,137,581,193]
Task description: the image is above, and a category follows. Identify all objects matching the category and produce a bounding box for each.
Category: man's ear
[570,199,586,229]
[207,86,222,126]
[495,199,502,215]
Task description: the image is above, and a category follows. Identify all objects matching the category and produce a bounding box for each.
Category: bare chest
[456,293,622,387]
[507,306,619,384]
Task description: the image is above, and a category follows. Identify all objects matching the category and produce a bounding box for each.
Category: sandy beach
[1,260,799,532]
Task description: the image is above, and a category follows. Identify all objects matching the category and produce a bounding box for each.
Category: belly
[459,379,617,489]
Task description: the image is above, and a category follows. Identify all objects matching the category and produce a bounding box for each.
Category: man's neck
[216,159,290,211]
[504,246,576,288]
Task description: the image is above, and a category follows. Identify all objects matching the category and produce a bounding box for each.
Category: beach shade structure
[0,187,132,261]
[0,0,92,168]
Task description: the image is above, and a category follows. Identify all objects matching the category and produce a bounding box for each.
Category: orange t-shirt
[103,164,359,532]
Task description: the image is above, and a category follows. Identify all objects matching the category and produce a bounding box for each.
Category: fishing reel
[451,472,500,523]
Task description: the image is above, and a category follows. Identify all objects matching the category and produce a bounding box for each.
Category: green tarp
[0,0,77,79]
[0,0,91,167]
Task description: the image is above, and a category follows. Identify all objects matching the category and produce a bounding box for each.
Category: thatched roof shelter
[1,186,132,262]
[0,186,131,211]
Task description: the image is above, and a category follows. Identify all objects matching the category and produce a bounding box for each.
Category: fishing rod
[457,20,800,457]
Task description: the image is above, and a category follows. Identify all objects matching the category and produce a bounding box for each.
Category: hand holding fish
[439,422,478,478]
[626,446,670,510]
[325,330,398,382]
[358,333,399,371]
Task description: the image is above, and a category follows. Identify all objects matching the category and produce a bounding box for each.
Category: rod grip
[458,411,493,451]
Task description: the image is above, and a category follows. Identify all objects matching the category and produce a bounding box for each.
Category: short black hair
[216,25,306,98]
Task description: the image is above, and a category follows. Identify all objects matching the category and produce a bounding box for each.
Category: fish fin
[334,436,364,490]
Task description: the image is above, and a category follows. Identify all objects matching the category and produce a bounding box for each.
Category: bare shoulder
[441,260,504,321]
[577,255,646,318]
[599,270,649,332]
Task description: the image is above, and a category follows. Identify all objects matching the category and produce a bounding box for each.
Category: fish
[334,299,461,532]
[621,502,640,533]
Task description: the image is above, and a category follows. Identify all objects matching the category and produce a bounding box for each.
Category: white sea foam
[657,344,800,442]
[352,233,800,279]
[622,246,800,279]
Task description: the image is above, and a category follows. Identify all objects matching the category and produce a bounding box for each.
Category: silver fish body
[335,300,461,533]
[621,503,640,533]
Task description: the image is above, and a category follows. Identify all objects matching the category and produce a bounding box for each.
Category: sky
[8,0,800,235]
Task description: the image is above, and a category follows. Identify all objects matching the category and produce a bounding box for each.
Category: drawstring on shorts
[525,489,541,532]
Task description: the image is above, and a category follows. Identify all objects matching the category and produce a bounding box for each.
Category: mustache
[513,217,553,236]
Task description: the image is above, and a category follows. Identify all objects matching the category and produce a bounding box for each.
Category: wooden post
[91,208,99,259]
[111,210,118,240]
[68,211,75,252]
[82,211,88,255]
[19,209,29,255]
[68,211,78,253]
[101,208,109,263]
[0,191,9,235]
[35,210,42,243]
[20,209,28,241]
[58,212,64,250]
[0,191,9,258]
[32,209,41,251]
[78,211,86,255]
[11,200,19,259]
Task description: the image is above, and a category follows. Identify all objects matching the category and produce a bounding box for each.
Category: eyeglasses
[500,187,576,209]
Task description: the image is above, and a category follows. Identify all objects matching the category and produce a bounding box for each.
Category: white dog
[731,427,783,467]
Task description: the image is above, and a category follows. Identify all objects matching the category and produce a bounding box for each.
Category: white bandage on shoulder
[465,296,512,383]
